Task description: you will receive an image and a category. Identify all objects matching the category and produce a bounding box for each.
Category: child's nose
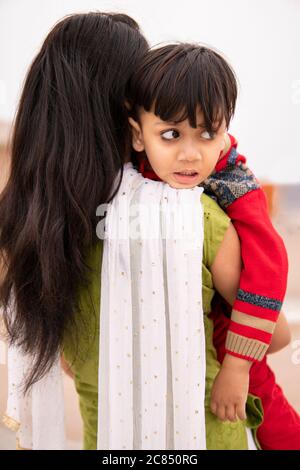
[177,143,202,162]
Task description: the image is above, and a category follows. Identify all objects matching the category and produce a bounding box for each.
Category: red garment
[214,135,289,362]
[211,294,300,450]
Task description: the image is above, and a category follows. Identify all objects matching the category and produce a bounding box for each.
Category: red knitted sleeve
[204,135,289,361]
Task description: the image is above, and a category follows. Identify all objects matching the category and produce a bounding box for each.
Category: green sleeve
[202,193,231,269]
[201,193,231,314]
[62,242,103,450]
[62,242,102,369]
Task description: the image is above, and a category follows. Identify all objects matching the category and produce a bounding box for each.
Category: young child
[126,42,300,449]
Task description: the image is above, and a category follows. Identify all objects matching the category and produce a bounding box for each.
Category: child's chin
[168,181,199,190]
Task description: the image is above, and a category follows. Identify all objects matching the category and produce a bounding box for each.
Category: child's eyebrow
[154,121,206,128]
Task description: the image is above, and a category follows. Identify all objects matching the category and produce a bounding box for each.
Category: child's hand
[200,133,260,209]
[210,354,251,422]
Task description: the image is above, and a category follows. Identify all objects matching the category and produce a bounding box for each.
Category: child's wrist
[222,353,252,372]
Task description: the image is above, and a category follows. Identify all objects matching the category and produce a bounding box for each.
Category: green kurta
[63,193,263,450]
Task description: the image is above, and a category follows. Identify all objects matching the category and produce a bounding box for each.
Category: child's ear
[128,116,145,152]
[220,132,230,157]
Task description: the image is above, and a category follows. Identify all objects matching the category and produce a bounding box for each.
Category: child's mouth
[173,171,199,184]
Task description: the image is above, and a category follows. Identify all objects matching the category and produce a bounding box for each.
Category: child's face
[129,106,227,189]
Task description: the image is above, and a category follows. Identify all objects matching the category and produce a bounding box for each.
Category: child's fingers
[210,400,217,416]
[225,404,237,422]
[216,405,227,422]
[236,401,247,421]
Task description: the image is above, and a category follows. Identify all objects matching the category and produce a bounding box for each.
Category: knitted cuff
[224,306,278,361]
[225,330,269,362]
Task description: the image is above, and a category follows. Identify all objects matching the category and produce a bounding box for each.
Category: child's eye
[161,129,180,140]
[201,130,216,140]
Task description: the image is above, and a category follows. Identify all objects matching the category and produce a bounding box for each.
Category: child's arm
[201,134,289,363]
[267,311,291,354]
[210,217,291,356]
[210,221,291,422]
[210,221,251,421]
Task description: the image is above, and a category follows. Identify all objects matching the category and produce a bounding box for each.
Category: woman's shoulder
[201,193,231,269]
[201,192,228,218]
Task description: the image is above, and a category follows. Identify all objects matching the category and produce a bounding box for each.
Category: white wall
[0,0,299,183]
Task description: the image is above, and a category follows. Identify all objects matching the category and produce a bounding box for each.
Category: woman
[0,11,148,393]
[0,11,147,449]
[0,12,289,451]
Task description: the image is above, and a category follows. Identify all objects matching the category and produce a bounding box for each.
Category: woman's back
[63,193,263,449]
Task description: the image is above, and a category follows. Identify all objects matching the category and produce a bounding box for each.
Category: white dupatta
[3,162,206,450]
[97,162,206,449]
[2,293,65,450]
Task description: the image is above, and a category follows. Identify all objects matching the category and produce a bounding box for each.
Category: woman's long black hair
[0,12,148,392]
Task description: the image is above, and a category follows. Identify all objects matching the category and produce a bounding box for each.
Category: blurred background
[0,0,299,449]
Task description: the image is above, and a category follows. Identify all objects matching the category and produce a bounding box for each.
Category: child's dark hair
[127,43,238,135]
[0,12,148,392]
